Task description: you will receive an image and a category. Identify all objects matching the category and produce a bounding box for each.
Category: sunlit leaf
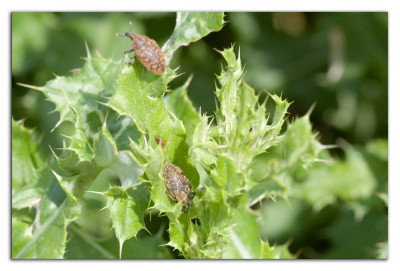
[103,184,150,255]
[12,118,44,189]
[162,12,225,63]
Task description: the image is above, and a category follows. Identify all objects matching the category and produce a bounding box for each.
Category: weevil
[163,164,195,212]
[117,22,166,75]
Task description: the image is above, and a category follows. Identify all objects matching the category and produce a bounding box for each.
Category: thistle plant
[12,12,387,259]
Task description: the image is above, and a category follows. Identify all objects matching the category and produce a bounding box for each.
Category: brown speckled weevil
[163,164,195,212]
[116,22,166,75]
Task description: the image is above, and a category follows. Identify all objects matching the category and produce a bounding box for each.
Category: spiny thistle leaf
[12,118,44,189]
[20,56,122,131]
[12,12,387,260]
[12,167,80,259]
[12,120,81,259]
[213,46,290,172]
[66,104,95,162]
[162,12,225,63]
[102,184,150,257]
[106,63,197,182]
[260,241,293,259]
[299,146,377,213]
[164,77,201,144]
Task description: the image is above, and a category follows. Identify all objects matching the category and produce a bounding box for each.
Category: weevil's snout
[125,32,135,39]
[183,192,196,213]
[188,192,196,200]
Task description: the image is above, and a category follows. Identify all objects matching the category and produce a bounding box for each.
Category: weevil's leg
[128,56,136,65]
[124,48,135,54]
[166,191,177,202]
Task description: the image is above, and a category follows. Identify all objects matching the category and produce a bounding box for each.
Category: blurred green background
[12,12,388,259]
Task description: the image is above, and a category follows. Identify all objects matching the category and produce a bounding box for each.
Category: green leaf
[196,188,232,258]
[299,147,377,212]
[269,93,291,131]
[12,120,81,259]
[167,214,192,256]
[214,46,290,171]
[169,197,233,258]
[12,164,54,210]
[66,104,95,162]
[211,155,244,196]
[58,116,143,199]
[65,224,116,259]
[13,173,80,259]
[107,65,184,159]
[109,151,143,189]
[248,178,288,206]
[103,184,150,256]
[56,155,99,199]
[165,78,201,143]
[222,195,293,259]
[107,62,197,185]
[281,113,325,169]
[94,124,143,188]
[190,115,219,169]
[94,133,117,167]
[260,241,293,259]
[11,217,32,258]
[215,47,244,139]
[106,112,142,152]
[12,118,44,189]
[19,56,122,131]
[247,109,328,205]
[162,12,225,63]
[223,196,261,259]
[66,223,172,259]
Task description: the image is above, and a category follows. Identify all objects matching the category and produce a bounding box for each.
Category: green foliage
[162,12,225,63]
[298,147,376,214]
[102,184,149,256]
[12,12,387,259]
[12,118,44,190]
[12,118,80,258]
[257,138,388,259]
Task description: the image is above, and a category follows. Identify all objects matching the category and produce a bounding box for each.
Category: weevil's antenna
[116,21,133,37]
